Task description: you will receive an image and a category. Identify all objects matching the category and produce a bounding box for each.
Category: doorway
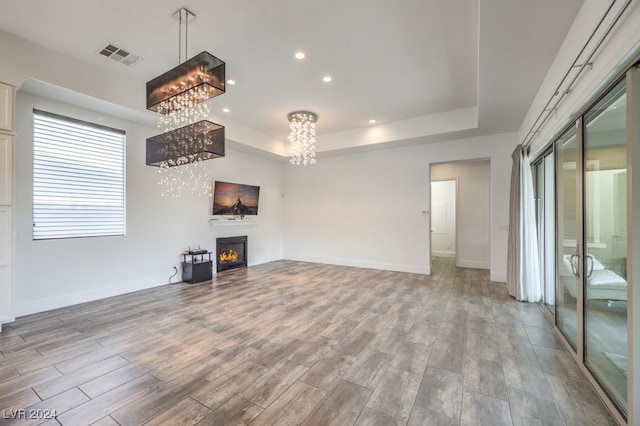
[430,179,457,262]
[430,159,491,271]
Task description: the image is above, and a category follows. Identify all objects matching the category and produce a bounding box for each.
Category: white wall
[431,160,491,269]
[430,179,456,258]
[283,132,515,281]
[14,92,284,316]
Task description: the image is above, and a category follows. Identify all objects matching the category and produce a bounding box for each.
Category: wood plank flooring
[0,258,617,425]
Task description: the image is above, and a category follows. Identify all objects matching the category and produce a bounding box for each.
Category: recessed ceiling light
[295,51,306,60]
[227,79,236,86]
[369,119,376,124]
[322,76,332,83]
[223,108,230,113]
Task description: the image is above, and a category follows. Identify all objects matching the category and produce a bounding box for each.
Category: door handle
[586,254,595,278]
[570,244,580,277]
[570,254,579,277]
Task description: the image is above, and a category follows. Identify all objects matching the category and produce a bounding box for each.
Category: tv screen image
[212,181,260,216]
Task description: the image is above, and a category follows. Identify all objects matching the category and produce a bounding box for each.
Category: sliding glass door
[535,76,629,419]
[583,78,627,416]
[555,124,580,351]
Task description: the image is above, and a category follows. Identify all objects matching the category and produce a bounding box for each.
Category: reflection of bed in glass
[562,254,627,300]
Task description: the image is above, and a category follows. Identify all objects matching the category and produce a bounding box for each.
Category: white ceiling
[0,0,584,155]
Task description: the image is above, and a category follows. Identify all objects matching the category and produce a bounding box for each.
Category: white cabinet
[0,83,13,132]
[0,208,12,326]
[0,80,14,330]
[0,134,12,205]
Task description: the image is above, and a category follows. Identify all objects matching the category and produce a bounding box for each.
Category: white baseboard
[456,259,490,270]
[490,272,507,283]
[432,250,455,258]
[284,253,430,275]
[15,279,168,317]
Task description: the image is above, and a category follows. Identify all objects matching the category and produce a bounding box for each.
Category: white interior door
[430,179,456,259]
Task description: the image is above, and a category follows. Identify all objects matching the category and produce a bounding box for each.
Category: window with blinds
[33,110,126,240]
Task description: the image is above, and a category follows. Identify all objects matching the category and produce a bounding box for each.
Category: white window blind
[33,110,126,240]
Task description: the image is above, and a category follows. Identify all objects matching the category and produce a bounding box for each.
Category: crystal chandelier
[145,8,226,197]
[288,111,318,166]
[146,50,225,116]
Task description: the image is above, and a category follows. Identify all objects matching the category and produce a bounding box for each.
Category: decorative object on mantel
[288,111,318,166]
[208,217,257,225]
[145,7,227,197]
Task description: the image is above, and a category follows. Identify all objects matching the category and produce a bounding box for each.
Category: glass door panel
[534,152,556,316]
[583,78,627,416]
[543,153,555,312]
[556,125,579,350]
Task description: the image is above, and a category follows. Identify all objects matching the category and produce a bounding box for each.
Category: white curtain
[507,145,542,302]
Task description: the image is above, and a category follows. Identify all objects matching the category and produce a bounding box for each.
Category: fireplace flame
[219,249,239,263]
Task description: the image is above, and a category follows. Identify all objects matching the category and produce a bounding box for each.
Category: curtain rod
[522,0,631,150]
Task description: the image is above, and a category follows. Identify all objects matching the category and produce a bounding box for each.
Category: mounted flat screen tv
[212,181,260,217]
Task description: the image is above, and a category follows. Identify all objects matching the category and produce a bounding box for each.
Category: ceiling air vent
[99,43,142,66]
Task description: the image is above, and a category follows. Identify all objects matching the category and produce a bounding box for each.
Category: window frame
[32,109,126,240]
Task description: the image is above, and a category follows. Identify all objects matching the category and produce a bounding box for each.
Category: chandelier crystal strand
[157,157,215,197]
[288,111,318,166]
[157,91,212,133]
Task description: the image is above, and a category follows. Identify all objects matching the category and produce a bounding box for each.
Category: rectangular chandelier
[146,120,225,167]
[146,51,225,114]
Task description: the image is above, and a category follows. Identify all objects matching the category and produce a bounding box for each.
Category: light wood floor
[0,258,617,425]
